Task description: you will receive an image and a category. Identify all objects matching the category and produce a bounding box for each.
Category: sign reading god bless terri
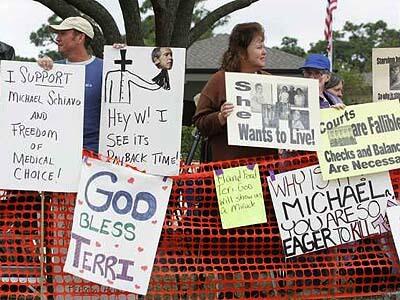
[64,157,172,295]
[268,165,393,258]
[372,47,400,101]
[99,46,186,176]
[317,101,400,180]
[225,72,320,151]
[0,60,84,192]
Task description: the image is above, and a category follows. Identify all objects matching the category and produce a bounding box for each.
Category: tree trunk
[169,0,196,47]
[119,0,145,45]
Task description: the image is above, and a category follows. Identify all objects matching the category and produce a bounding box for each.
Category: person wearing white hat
[38,16,103,153]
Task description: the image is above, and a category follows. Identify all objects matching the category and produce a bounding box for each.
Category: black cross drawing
[114,49,133,71]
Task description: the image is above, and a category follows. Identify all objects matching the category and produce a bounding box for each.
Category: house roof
[186,34,305,70]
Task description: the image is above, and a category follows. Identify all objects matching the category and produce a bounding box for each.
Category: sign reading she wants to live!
[225,72,320,151]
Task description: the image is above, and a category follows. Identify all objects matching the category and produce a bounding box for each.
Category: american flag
[324,0,338,70]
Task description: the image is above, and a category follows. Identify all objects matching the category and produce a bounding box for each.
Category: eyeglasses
[303,69,329,78]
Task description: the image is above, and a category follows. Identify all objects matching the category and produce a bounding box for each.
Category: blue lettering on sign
[85,171,157,221]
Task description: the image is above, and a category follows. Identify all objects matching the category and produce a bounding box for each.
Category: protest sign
[64,157,172,295]
[268,165,393,258]
[317,101,400,180]
[0,61,84,192]
[99,46,186,176]
[214,164,267,229]
[386,206,400,262]
[226,72,320,151]
[372,47,400,101]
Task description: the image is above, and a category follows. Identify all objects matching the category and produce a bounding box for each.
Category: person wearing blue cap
[301,54,345,109]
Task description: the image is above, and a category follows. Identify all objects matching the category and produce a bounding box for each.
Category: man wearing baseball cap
[301,53,345,109]
[38,16,103,153]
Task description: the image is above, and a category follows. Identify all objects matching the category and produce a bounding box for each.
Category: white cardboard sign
[268,164,393,257]
[99,46,186,176]
[64,157,172,295]
[0,61,84,192]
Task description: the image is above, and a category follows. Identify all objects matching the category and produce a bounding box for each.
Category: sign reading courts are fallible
[99,46,186,176]
[226,72,320,151]
[0,61,84,192]
[64,157,173,295]
[268,164,393,258]
[372,47,400,101]
[317,101,400,180]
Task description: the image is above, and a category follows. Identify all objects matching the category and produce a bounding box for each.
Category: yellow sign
[214,164,267,229]
[317,101,400,180]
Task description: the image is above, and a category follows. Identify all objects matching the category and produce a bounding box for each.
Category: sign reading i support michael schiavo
[0,61,84,192]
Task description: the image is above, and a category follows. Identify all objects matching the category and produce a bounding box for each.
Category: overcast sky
[1,0,399,58]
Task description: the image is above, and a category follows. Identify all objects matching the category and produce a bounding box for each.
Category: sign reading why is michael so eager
[64,157,172,295]
[268,165,393,258]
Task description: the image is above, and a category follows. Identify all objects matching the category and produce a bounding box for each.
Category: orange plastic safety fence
[1,152,400,299]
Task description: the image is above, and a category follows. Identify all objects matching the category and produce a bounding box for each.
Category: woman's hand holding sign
[218,102,234,126]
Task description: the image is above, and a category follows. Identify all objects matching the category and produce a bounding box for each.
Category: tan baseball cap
[49,17,94,39]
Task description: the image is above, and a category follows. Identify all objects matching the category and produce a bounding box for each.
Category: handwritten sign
[99,46,186,176]
[317,101,400,180]
[63,157,172,295]
[372,47,400,101]
[0,61,84,192]
[226,72,320,151]
[268,165,393,258]
[214,164,267,229]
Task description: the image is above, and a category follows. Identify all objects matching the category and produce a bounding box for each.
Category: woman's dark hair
[0,41,15,60]
[221,22,264,72]
[325,74,343,89]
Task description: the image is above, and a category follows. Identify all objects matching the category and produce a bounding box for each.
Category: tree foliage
[337,70,372,105]
[272,36,306,57]
[32,0,259,57]
[309,21,400,73]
